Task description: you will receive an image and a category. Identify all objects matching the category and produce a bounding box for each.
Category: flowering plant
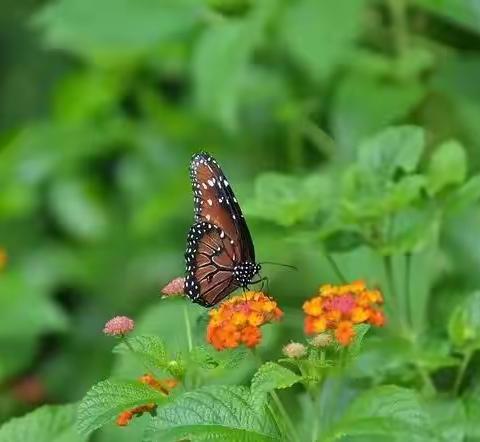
[3,127,480,442]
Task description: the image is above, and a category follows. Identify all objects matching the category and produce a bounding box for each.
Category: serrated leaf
[427,140,467,195]
[113,335,168,371]
[250,362,301,411]
[347,324,370,358]
[77,379,168,436]
[144,385,281,441]
[189,345,247,370]
[358,126,425,180]
[326,386,437,441]
[0,404,83,442]
[425,397,466,442]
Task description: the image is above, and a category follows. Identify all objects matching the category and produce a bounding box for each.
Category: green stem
[288,124,303,171]
[271,390,301,442]
[302,120,336,159]
[453,350,473,396]
[417,364,436,396]
[183,303,193,352]
[122,335,136,354]
[382,255,403,330]
[404,253,412,329]
[388,0,409,55]
[325,254,348,284]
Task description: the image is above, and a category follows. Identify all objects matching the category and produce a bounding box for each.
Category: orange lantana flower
[303,280,385,346]
[0,248,7,271]
[207,291,283,351]
[116,374,179,427]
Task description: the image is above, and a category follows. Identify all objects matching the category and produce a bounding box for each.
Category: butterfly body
[184,152,261,307]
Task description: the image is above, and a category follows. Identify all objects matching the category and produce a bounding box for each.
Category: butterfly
[184,152,262,307]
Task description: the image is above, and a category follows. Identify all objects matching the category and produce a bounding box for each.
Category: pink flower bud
[103,316,135,336]
[161,277,185,296]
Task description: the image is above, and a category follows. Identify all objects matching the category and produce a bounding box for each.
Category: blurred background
[1,0,480,434]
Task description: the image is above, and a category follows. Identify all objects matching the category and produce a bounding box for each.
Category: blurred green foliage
[2,0,480,440]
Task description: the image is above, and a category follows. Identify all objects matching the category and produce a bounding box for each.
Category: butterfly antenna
[260,261,298,271]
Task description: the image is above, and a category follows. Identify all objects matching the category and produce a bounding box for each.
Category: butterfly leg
[249,276,270,294]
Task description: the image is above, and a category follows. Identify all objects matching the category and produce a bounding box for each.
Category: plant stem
[417,364,436,396]
[325,254,348,284]
[388,0,409,55]
[183,303,193,352]
[288,124,303,171]
[453,350,473,396]
[271,390,301,442]
[404,253,412,328]
[122,335,136,354]
[382,255,403,330]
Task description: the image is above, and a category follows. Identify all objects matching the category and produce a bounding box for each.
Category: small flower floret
[282,342,307,359]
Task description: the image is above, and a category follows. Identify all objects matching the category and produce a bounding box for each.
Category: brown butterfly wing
[184,221,240,307]
[190,152,255,263]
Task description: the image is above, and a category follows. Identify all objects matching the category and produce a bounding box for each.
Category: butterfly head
[233,262,261,288]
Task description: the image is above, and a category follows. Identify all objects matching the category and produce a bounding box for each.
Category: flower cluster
[103,316,135,336]
[303,280,385,346]
[116,374,178,427]
[207,291,283,351]
[0,248,7,271]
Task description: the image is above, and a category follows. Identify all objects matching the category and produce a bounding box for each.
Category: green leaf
[332,74,426,155]
[48,176,109,241]
[189,345,248,370]
[448,291,480,350]
[412,0,480,35]
[250,362,301,411]
[427,140,467,195]
[245,172,331,227]
[346,324,370,358]
[358,126,425,180]
[0,272,68,381]
[465,386,480,440]
[113,335,168,371]
[144,385,281,441]
[446,175,480,213]
[281,0,363,80]
[0,404,83,442]
[425,397,466,442]
[380,209,440,255]
[193,11,262,130]
[35,0,201,63]
[326,386,436,441]
[77,379,168,436]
